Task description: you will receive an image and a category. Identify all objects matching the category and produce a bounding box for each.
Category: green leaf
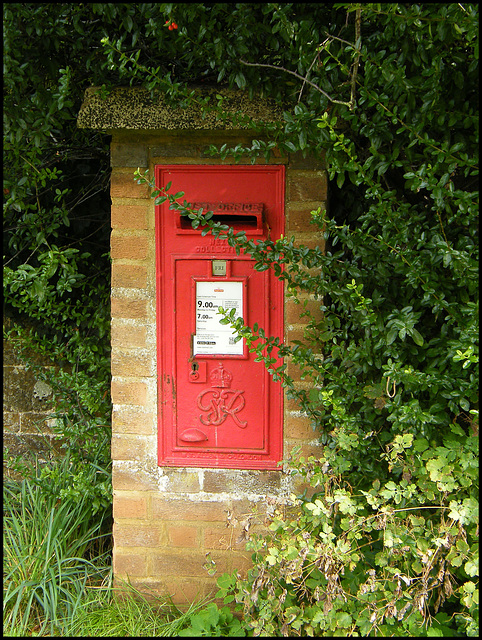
[410,329,424,346]
[386,327,398,345]
[336,612,353,628]
[414,438,429,452]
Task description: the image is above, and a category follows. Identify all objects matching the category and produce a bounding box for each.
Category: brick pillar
[108,133,328,606]
[283,155,327,459]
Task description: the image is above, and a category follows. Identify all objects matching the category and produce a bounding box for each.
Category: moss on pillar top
[77,86,284,132]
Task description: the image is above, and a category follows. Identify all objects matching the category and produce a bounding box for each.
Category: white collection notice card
[194,281,244,355]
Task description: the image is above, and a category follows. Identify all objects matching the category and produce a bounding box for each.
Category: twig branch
[297,37,330,103]
[239,59,353,108]
[351,6,362,108]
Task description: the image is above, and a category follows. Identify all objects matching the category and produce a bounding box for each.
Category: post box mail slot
[155,165,285,469]
[176,202,264,233]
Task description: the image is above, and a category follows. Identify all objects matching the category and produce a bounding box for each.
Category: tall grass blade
[3,463,111,636]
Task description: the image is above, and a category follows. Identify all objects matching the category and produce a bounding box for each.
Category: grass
[2,451,113,637]
[64,582,216,637]
[3,459,234,637]
[3,475,111,636]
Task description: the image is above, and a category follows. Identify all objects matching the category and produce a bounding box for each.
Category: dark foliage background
[3,3,478,636]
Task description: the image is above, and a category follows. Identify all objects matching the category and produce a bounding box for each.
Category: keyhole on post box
[189,360,207,383]
[190,361,199,381]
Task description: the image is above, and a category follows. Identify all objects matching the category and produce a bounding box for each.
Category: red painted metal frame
[155,165,285,469]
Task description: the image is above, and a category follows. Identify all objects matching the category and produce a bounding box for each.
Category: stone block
[3,367,36,412]
[287,205,326,233]
[111,352,151,377]
[111,434,147,461]
[288,151,325,170]
[163,468,202,493]
[285,298,323,324]
[203,470,281,495]
[150,143,201,158]
[284,412,316,440]
[287,170,328,202]
[111,142,148,168]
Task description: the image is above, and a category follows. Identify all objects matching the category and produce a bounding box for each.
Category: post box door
[156,165,284,469]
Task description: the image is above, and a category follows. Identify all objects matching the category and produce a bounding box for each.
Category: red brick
[284,412,316,440]
[114,523,160,547]
[111,381,147,406]
[112,464,158,491]
[203,526,235,551]
[111,298,148,319]
[169,579,217,606]
[111,435,147,461]
[111,235,148,260]
[152,552,230,578]
[167,525,199,548]
[113,495,148,519]
[111,172,150,199]
[130,578,215,606]
[152,498,228,522]
[287,170,328,202]
[113,551,148,577]
[285,298,323,324]
[112,264,147,289]
[111,352,151,377]
[111,205,149,230]
[229,551,255,578]
[112,408,154,436]
[111,323,147,348]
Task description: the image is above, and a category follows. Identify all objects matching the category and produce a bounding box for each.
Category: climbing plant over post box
[131,4,478,633]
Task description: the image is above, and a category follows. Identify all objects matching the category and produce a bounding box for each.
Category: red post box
[155,165,285,469]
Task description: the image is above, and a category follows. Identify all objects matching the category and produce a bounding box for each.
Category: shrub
[215,430,478,636]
